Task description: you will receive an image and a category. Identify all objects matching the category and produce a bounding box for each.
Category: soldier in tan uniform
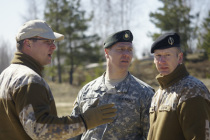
[147,32,210,140]
[0,20,117,140]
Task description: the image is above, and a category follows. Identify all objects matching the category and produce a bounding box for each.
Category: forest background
[1,0,210,115]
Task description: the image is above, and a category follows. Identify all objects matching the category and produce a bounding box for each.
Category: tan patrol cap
[16,19,64,42]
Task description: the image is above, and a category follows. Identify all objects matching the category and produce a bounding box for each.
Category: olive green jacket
[0,52,85,140]
[148,64,210,140]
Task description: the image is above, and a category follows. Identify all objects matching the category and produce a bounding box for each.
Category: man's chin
[117,66,129,72]
[43,61,51,66]
[159,71,170,76]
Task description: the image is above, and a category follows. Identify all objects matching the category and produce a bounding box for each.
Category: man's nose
[51,44,56,50]
[158,56,166,63]
[123,49,132,56]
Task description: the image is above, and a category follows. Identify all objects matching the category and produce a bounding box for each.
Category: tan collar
[156,64,189,89]
[11,52,44,76]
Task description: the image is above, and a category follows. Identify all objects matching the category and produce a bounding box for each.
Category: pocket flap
[159,105,171,112]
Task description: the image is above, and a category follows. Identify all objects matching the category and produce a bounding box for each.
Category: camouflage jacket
[0,52,85,140]
[147,64,210,140]
[70,72,154,140]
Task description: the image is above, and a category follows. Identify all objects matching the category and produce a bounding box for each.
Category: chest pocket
[80,95,101,112]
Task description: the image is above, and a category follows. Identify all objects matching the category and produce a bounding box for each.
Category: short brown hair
[16,40,24,51]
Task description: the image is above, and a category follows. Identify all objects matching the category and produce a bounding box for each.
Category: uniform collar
[156,64,189,89]
[92,72,132,93]
[11,52,44,76]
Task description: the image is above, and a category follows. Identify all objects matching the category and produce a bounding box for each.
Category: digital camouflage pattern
[70,72,154,140]
[148,64,210,140]
[0,52,85,140]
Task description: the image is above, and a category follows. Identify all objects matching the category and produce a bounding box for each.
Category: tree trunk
[69,67,74,85]
[69,42,74,85]
[56,42,62,83]
[55,2,62,83]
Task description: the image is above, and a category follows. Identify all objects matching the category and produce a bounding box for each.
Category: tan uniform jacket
[148,64,210,140]
[0,52,85,140]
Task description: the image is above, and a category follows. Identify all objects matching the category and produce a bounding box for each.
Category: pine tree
[199,11,210,60]
[44,0,101,84]
[150,0,196,58]
[44,0,66,83]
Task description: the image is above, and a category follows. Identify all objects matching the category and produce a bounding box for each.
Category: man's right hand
[81,103,117,130]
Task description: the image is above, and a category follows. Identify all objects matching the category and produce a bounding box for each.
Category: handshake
[80,99,117,130]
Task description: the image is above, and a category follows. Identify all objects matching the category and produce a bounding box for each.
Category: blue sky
[0,0,45,53]
[0,0,162,58]
[1,0,209,58]
[1,0,27,51]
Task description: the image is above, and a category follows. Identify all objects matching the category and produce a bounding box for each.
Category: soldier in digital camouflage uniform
[70,30,154,140]
[0,20,117,140]
[147,32,210,140]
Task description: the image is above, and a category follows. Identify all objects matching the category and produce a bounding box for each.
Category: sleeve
[68,89,84,140]
[140,89,154,139]
[177,96,210,140]
[14,82,86,140]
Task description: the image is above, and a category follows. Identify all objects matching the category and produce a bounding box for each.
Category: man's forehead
[114,42,133,47]
[154,47,177,53]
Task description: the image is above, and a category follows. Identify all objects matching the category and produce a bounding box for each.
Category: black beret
[151,32,180,53]
[104,30,133,48]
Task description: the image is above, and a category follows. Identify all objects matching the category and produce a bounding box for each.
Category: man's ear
[23,39,29,46]
[23,39,31,52]
[178,52,183,64]
[104,49,109,57]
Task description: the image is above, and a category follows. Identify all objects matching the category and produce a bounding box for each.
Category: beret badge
[168,37,174,45]
[123,32,130,40]
[150,32,180,53]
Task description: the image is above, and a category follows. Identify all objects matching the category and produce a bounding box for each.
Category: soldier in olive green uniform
[70,30,154,140]
[0,20,117,140]
[147,32,210,140]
